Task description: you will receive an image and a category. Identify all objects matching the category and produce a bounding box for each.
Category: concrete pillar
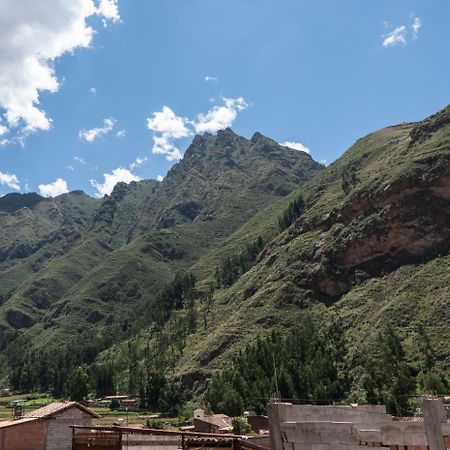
[268,403,290,450]
[422,398,446,450]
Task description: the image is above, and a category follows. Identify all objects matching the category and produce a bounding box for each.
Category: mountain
[0,129,323,375]
[1,105,449,405]
[167,105,450,378]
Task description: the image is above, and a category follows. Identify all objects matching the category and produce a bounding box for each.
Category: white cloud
[194,97,248,134]
[204,75,218,83]
[281,141,310,154]
[66,165,75,172]
[147,106,191,161]
[0,123,8,137]
[152,136,183,161]
[38,178,68,197]
[147,97,248,160]
[129,156,148,170]
[147,106,190,138]
[382,17,422,47]
[79,117,116,143]
[89,87,97,95]
[0,171,20,190]
[156,175,164,182]
[382,26,407,47]
[97,0,120,24]
[74,156,87,165]
[412,17,422,40]
[116,129,126,138]
[0,0,120,135]
[90,167,141,197]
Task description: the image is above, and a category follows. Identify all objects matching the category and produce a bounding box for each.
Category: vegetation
[207,320,349,415]
[278,193,304,231]
[214,236,265,288]
[1,106,450,415]
[232,417,252,435]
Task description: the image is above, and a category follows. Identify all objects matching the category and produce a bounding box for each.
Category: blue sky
[1,0,450,197]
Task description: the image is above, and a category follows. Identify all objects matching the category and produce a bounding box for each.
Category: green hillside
[0,129,322,382]
[1,105,449,411]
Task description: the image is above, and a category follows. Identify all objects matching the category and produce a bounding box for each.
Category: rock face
[308,159,450,296]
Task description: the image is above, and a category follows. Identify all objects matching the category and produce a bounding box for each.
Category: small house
[193,413,233,434]
[0,401,100,450]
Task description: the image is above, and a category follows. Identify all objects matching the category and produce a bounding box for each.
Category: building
[268,400,450,450]
[193,411,233,433]
[0,401,100,450]
[246,415,269,434]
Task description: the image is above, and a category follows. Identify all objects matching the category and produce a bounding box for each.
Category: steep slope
[0,129,322,362]
[162,105,450,378]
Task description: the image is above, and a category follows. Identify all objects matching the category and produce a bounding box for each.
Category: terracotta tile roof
[24,401,100,419]
[0,417,39,428]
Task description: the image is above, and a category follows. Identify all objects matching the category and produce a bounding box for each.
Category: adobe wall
[0,419,45,450]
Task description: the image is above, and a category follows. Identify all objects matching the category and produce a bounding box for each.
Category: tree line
[207,319,449,417]
[214,236,265,288]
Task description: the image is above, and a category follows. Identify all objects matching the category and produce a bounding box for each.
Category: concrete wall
[268,401,450,450]
[0,419,45,450]
[45,407,93,450]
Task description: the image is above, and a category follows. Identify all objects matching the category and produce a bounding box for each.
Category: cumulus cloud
[382,17,422,47]
[194,97,248,134]
[38,178,69,197]
[147,106,191,161]
[204,75,218,83]
[89,87,97,95]
[0,0,120,136]
[116,129,126,138]
[90,167,141,197]
[97,0,120,24]
[156,175,164,182]
[281,141,310,154]
[79,117,116,143]
[0,171,20,191]
[147,97,248,160]
[0,123,8,137]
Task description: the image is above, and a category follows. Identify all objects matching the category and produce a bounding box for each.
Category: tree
[232,417,252,435]
[278,194,304,231]
[362,325,416,416]
[66,367,90,402]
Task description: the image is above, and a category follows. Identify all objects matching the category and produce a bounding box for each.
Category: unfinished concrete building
[268,399,450,450]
